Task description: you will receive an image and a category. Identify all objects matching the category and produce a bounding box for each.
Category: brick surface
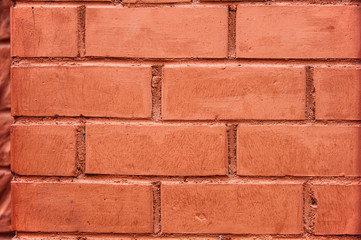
[236,5,361,59]
[162,183,303,234]
[163,65,305,120]
[314,67,361,120]
[237,125,361,176]
[12,182,153,233]
[0,170,11,232]
[86,124,227,176]
[314,184,361,235]
[11,6,78,57]
[85,7,228,58]
[11,66,152,117]
[11,124,78,176]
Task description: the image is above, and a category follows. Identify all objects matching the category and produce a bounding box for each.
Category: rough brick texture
[236,5,361,59]
[237,125,361,176]
[163,66,305,120]
[314,67,361,120]
[86,124,227,176]
[11,6,78,57]
[11,124,78,176]
[11,66,152,117]
[12,182,153,233]
[314,184,361,235]
[10,0,361,239]
[162,183,303,234]
[85,7,228,58]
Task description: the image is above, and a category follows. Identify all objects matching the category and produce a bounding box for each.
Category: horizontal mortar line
[13,1,361,6]
[13,232,361,239]
[12,175,361,183]
[13,117,361,126]
[12,57,361,65]
[14,232,308,238]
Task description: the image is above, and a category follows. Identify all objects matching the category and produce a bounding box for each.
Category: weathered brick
[0,170,11,232]
[163,65,305,120]
[86,124,227,176]
[11,124,78,176]
[85,7,228,58]
[237,125,361,176]
[11,6,78,57]
[162,183,303,234]
[12,182,153,233]
[236,5,361,59]
[314,184,361,235]
[11,66,152,117]
[314,67,361,120]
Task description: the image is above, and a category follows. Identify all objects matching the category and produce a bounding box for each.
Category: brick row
[11,5,361,59]
[12,65,361,120]
[12,182,303,234]
[11,123,361,177]
[12,180,361,235]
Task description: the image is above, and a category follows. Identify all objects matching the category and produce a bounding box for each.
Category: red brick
[314,184,361,235]
[162,183,303,234]
[236,5,361,59]
[11,6,78,57]
[11,124,78,176]
[237,125,361,176]
[11,66,152,117]
[0,170,11,232]
[86,124,227,176]
[163,65,305,120]
[85,7,228,58]
[12,182,153,233]
[0,112,11,167]
[314,67,361,120]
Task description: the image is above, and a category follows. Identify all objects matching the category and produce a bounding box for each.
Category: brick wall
[10,0,361,239]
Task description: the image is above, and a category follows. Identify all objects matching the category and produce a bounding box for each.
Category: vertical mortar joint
[151,65,163,121]
[152,181,161,235]
[77,5,86,57]
[305,66,315,120]
[228,6,237,59]
[76,120,86,177]
[226,124,237,176]
[303,180,317,236]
